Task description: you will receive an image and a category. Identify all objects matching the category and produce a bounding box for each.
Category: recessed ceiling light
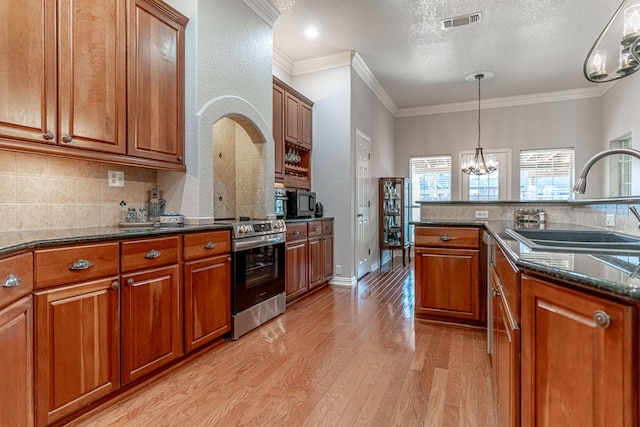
[304,27,319,39]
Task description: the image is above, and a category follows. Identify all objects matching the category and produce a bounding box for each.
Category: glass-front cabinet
[379,177,410,268]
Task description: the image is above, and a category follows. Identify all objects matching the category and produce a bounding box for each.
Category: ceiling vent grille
[441,12,482,29]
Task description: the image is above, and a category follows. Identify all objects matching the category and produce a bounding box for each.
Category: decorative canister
[127,207,137,223]
[138,207,149,223]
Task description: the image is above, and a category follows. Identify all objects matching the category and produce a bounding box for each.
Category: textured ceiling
[272,0,621,109]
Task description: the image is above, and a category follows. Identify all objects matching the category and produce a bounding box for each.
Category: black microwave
[286,190,316,218]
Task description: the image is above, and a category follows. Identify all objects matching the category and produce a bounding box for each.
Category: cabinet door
[184,255,231,352]
[0,296,33,427]
[273,83,285,181]
[127,0,187,165]
[284,93,299,144]
[414,247,480,322]
[285,240,308,302]
[299,101,312,148]
[58,0,127,153]
[34,278,120,427]
[0,0,56,145]
[121,265,182,385]
[323,234,333,282]
[521,275,635,427]
[308,237,323,289]
[493,283,520,427]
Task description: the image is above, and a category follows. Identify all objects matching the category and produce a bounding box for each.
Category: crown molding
[351,52,398,115]
[242,0,280,27]
[291,51,353,75]
[273,46,294,75]
[396,86,604,117]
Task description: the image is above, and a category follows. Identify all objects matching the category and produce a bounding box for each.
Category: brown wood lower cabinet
[286,222,308,302]
[121,264,182,385]
[0,295,34,427]
[414,226,482,325]
[184,254,231,352]
[521,274,636,427]
[34,278,120,427]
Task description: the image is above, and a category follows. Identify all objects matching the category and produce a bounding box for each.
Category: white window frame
[519,148,574,201]
[459,148,512,201]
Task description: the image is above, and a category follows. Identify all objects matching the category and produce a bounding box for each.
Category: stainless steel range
[224,219,286,340]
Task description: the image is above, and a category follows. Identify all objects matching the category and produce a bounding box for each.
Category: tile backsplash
[0,151,156,231]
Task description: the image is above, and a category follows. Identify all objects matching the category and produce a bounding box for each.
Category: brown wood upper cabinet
[0,0,188,171]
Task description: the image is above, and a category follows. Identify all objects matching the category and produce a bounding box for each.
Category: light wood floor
[74,259,496,427]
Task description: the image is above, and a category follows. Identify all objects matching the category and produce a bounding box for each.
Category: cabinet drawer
[121,236,180,273]
[287,223,307,241]
[308,221,322,237]
[35,243,119,289]
[0,252,33,306]
[415,226,479,249]
[183,231,230,261]
[322,219,333,235]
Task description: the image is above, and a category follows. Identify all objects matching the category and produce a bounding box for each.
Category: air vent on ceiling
[441,12,482,29]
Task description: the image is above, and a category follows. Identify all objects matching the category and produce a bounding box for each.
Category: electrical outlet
[475,210,489,219]
[335,265,342,275]
[108,170,124,187]
[606,214,615,227]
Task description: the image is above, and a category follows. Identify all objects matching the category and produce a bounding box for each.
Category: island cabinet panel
[58,0,127,154]
[414,226,482,325]
[521,274,636,427]
[285,223,308,303]
[34,278,120,427]
[184,254,231,352]
[121,264,182,385]
[0,295,33,427]
[0,0,56,145]
[127,0,187,165]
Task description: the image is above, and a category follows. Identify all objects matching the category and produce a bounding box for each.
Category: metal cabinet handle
[492,289,499,298]
[293,230,300,236]
[313,227,319,231]
[593,310,611,328]
[127,278,135,286]
[204,241,216,249]
[227,257,232,263]
[69,259,92,271]
[439,235,452,241]
[177,156,183,161]
[111,281,119,290]
[44,131,54,140]
[145,249,161,259]
[2,274,21,287]
[62,135,73,143]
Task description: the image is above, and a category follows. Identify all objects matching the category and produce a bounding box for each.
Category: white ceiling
[271,0,621,110]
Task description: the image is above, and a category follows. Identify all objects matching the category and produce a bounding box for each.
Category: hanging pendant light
[462,72,497,176]
[584,0,640,83]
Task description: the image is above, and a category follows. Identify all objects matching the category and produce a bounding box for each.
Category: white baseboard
[329,276,357,287]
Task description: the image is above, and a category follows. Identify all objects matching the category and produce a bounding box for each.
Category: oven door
[232,241,285,314]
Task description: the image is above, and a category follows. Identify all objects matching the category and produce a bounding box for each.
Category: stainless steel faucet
[630,206,640,228]
[572,148,640,194]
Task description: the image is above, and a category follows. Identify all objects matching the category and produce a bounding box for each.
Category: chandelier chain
[477,74,481,149]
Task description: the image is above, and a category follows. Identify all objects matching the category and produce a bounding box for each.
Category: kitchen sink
[504,228,640,254]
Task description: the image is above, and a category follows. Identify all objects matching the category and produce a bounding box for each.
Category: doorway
[356,129,371,279]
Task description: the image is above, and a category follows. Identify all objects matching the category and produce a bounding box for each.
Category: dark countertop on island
[412,220,640,301]
[0,223,233,258]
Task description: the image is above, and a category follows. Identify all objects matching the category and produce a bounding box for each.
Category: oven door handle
[233,233,286,252]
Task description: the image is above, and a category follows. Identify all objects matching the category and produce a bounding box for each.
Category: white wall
[394,97,602,199]
[158,0,276,221]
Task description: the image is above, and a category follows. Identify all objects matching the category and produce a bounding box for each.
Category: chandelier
[585,1,640,82]
[461,73,497,175]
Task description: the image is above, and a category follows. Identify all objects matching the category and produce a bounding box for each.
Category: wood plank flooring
[73,259,496,427]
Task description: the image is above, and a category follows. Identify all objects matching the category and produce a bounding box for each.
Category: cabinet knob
[204,241,216,249]
[293,230,300,236]
[177,156,183,161]
[111,281,119,290]
[439,235,452,241]
[492,289,499,298]
[145,249,161,259]
[227,257,232,263]
[313,227,319,231]
[2,274,21,288]
[127,278,135,286]
[593,310,611,328]
[44,131,54,140]
[69,259,93,271]
[62,135,73,143]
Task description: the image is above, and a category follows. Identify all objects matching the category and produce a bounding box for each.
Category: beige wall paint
[0,150,156,231]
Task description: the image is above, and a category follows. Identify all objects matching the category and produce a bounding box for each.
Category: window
[609,136,632,197]
[459,149,511,201]
[409,156,452,202]
[520,148,574,200]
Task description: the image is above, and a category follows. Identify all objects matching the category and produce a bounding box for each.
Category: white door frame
[355,129,371,280]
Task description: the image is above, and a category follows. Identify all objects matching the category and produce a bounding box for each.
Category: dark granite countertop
[0,224,232,258]
[412,220,640,301]
[285,217,334,223]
